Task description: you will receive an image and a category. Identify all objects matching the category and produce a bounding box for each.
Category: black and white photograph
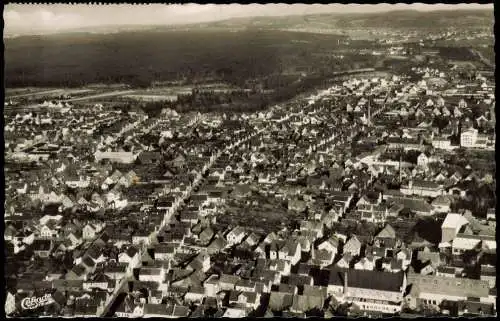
[3,3,496,318]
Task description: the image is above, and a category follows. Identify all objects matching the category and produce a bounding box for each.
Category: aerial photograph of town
[3,3,496,318]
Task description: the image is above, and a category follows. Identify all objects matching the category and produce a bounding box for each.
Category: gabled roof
[291,294,324,312]
[125,246,139,258]
[70,264,87,277]
[442,213,469,230]
[269,291,293,311]
[328,268,404,292]
[376,224,396,239]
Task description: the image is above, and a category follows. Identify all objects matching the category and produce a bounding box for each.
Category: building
[432,136,455,150]
[460,128,478,148]
[441,213,469,244]
[400,180,443,198]
[327,268,406,314]
[94,151,137,164]
[406,273,490,310]
[417,153,430,168]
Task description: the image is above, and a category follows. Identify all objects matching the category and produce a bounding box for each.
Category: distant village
[4,62,496,317]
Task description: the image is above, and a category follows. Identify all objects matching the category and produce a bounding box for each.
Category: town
[5,60,496,317]
[3,3,496,319]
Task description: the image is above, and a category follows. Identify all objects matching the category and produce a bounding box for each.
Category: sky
[4,3,494,36]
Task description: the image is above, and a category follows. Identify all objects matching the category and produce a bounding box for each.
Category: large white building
[441,213,469,244]
[460,128,478,148]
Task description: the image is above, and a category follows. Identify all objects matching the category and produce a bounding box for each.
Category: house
[235,279,257,293]
[219,274,240,291]
[343,235,362,256]
[268,291,294,311]
[244,232,261,247]
[207,237,228,255]
[456,300,495,316]
[38,224,59,239]
[431,195,453,213]
[432,135,451,150]
[451,234,482,255]
[290,293,324,313]
[232,291,261,310]
[65,264,88,280]
[154,243,177,261]
[417,248,443,269]
[187,252,211,273]
[419,261,436,275]
[460,128,478,148]
[82,224,99,240]
[223,307,248,318]
[310,248,335,268]
[32,239,53,258]
[197,226,215,245]
[86,244,107,264]
[203,274,220,297]
[395,248,412,269]
[278,241,302,265]
[354,256,375,271]
[115,295,144,318]
[118,246,141,273]
[374,224,397,248]
[268,259,291,276]
[138,267,165,283]
[142,304,190,318]
[184,286,206,304]
[479,265,496,288]
[94,151,136,164]
[441,213,469,244]
[83,273,113,291]
[327,268,406,314]
[417,153,430,168]
[103,263,128,280]
[137,151,163,165]
[226,226,246,245]
[119,170,139,188]
[52,279,84,292]
[400,180,443,198]
[80,255,97,274]
[436,266,457,278]
[336,253,352,269]
[382,258,404,273]
[317,237,339,256]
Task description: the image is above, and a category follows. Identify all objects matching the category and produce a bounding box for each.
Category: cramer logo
[20,294,54,310]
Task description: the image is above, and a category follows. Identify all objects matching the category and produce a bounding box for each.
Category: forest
[5,29,351,88]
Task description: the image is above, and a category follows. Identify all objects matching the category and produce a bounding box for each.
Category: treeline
[134,73,333,116]
[437,46,476,61]
[5,29,344,88]
[5,29,377,90]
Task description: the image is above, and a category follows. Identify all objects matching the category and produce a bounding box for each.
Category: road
[6,89,95,100]
[6,89,65,99]
[470,48,494,69]
[63,90,136,102]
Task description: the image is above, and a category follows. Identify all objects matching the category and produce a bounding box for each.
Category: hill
[193,9,493,30]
